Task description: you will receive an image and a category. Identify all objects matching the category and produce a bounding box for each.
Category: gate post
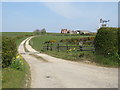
[51,43,52,51]
[57,43,59,52]
[66,44,69,53]
[47,43,49,50]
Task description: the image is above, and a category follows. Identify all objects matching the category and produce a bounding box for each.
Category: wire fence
[43,41,95,52]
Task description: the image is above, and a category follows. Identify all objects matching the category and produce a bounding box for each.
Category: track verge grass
[30,35,119,67]
[2,32,32,88]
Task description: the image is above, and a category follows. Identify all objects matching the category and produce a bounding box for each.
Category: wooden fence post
[51,43,52,51]
[66,44,68,53]
[43,46,44,51]
[79,46,82,51]
[57,43,59,52]
[47,43,49,50]
[43,43,44,51]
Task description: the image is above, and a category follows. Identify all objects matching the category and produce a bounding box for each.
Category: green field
[2,32,33,47]
[30,34,119,67]
[30,35,96,63]
[30,34,88,52]
[2,32,32,88]
[2,32,33,37]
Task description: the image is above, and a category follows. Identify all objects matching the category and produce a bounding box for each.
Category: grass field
[2,32,33,88]
[30,34,119,67]
[30,34,88,52]
[30,35,96,62]
[2,32,33,37]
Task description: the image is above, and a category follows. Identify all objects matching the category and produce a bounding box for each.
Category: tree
[33,29,41,35]
[33,28,46,35]
[41,28,46,34]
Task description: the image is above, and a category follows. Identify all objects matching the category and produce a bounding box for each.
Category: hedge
[94,27,118,57]
[60,36,95,45]
[2,36,17,68]
[118,28,120,55]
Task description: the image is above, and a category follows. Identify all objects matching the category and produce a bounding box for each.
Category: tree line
[33,28,46,35]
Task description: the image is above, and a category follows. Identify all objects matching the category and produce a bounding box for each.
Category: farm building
[61,29,77,34]
[61,29,90,34]
[61,29,68,34]
[68,30,77,34]
[76,30,90,34]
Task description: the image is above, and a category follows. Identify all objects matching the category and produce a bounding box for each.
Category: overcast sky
[1,2,118,32]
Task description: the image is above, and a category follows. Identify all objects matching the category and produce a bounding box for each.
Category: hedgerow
[2,36,17,68]
[118,28,120,55]
[94,27,118,57]
[60,36,95,45]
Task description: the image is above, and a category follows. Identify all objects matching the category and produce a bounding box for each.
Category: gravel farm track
[18,36,118,88]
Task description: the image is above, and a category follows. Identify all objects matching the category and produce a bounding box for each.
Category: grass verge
[30,35,119,67]
[43,50,119,67]
[2,32,32,88]
[2,56,31,88]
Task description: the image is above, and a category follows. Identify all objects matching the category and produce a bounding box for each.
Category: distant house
[61,29,90,34]
[61,29,77,34]
[68,30,77,34]
[61,29,68,34]
[77,30,90,34]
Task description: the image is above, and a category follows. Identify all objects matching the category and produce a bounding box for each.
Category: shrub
[60,37,95,45]
[44,41,50,44]
[60,39,66,42]
[10,55,24,70]
[41,28,46,35]
[88,36,95,40]
[94,27,118,57]
[2,36,17,68]
[49,40,56,43]
[118,28,120,55]
[33,28,46,35]
[33,29,41,35]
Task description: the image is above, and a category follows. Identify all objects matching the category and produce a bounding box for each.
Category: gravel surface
[18,36,118,88]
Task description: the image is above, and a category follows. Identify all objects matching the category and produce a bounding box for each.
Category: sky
[0,3,2,32]
[1,2,118,32]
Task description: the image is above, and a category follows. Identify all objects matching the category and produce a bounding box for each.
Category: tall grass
[2,32,32,88]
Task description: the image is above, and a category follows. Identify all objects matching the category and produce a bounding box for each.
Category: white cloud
[44,2,83,19]
[44,2,103,20]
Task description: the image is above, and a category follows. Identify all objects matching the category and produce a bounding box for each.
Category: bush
[33,29,41,35]
[10,55,24,70]
[60,37,95,45]
[94,27,118,57]
[2,36,17,68]
[49,40,56,43]
[118,28,120,55]
[33,28,46,35]
[41,28,46,35]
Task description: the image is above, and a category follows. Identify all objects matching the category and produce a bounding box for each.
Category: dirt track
[18,36,118,88]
